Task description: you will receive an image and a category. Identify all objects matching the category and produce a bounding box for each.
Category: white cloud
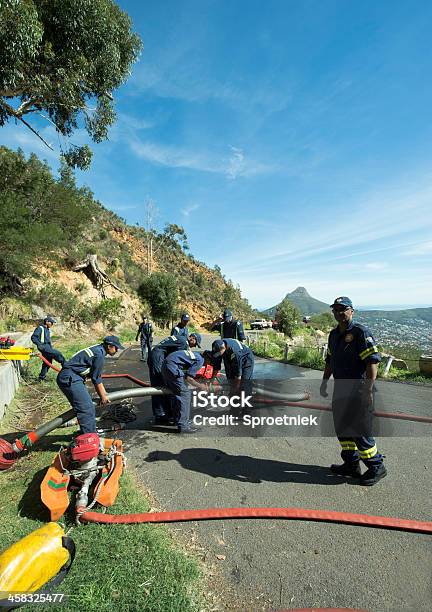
[111,204,139,212]
[402,241,432,256]
[0,121,59,162]
[127,137,274,178]
[181,203,200,217]
[130,51,293,116]
[227,146,245,180]
[364,262,389,270]
[223,178,432,275]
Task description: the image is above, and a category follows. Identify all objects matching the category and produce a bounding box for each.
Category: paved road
[103,335,432,612]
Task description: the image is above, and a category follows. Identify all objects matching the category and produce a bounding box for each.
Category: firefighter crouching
[148,333,202,425]
[161,348,206,434]
[210,338,254,397]
[57,335,124,434]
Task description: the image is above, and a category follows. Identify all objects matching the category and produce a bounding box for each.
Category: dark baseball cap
[44,316,57,324]
[181,313,190,321]
[103,335,125,350]
[223,309,232,319]
[189,332,202,347]
[211,339,226,357]
[331,296,354,309]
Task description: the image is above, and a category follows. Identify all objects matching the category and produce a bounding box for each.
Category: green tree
[309,312,334,331]
[93,297,123,328]
[0,146,91,291]
[0,0,142,169]
[276,298,301,337]
[162,223,190,252]
[138,272,178,321]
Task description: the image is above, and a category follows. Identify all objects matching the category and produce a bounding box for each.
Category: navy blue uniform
[221,338,254,395]
[326,321,383,467]
[170,324,189,339]
[149,335,189,417]
[136,321,153,360]
[57,344,106,434]
[212,320,245,341]
[162,349,204,429]
[31,324,65,381]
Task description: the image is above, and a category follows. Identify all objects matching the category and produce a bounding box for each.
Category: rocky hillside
[0,146,256,333]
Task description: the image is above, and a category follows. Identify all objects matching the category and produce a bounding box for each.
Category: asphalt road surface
[102,335,432,612]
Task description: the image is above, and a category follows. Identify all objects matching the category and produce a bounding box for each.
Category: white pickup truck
[250,318,271,330]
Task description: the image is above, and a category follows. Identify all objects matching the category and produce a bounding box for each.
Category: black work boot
[153,416,175,426]
[359,464,387,486]
[330,462,362,478]
[177,425,200,434]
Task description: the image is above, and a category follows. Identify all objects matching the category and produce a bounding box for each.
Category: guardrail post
[383,355,394,377]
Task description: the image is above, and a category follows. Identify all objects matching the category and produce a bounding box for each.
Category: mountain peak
[289,286,310,297]
[263,287,329,317]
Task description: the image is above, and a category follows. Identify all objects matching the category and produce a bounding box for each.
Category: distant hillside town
[265,287,432,353]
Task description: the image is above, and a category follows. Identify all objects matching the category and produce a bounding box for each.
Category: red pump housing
[70,433,100,463]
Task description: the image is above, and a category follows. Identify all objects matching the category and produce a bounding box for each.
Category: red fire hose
[281,609,368,612]
[37,353,150,387]
[254,397,432,424]
[78,505,432,534]
[37,354,432,424]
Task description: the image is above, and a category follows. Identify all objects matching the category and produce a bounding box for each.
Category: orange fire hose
[78,506,432,534]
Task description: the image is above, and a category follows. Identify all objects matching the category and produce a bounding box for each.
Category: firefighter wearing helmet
[31,316,65,382]
[56,335,124,434]
[211,309,246,342]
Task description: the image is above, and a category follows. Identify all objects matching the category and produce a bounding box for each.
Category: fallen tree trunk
[73,254,123,297]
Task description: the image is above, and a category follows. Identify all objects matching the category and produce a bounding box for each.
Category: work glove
[319,380,329,398]
[361,386,374,409]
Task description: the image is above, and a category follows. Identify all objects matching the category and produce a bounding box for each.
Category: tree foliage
[276,298,301,337]
[0,146,92,291]
[162,223,189,252]
[138,272,178,321]
[309,311,334,331]
[0,0,142,168]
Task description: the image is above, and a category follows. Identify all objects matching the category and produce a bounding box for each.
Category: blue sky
[2,0,432,309]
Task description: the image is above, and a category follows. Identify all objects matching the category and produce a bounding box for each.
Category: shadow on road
[145,447,345,485]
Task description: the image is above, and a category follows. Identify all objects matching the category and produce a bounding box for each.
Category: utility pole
[144,198,173,275]
[145,198,157,275]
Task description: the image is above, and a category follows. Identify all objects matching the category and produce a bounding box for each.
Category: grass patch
[0,336,204,612]
[377,362,432,384]
[287,346,325,370]
[248,331,285,360]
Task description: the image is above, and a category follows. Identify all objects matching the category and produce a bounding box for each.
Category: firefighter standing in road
[136,315,153,361]
[211,338,254,396]
[31,316,65,382]
[56,335,124,434]
[320,296,387,486]
[149,333,202,424]
[211,309,246,341]
[171,313,190,339]
[161,348,205,433]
